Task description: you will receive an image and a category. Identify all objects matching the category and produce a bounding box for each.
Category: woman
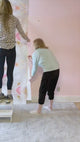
[29,38,60,114]
[0,0,30,102]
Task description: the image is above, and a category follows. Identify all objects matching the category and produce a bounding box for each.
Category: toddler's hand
[29,76,34,82]
[28,55,32,62]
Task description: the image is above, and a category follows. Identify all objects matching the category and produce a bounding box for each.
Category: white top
[31,48,59,76]
[0,14,27,49]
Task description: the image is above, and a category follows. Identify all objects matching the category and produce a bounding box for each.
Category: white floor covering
[0,102,80,142]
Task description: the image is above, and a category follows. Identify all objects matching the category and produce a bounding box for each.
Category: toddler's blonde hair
[33,38,48,49]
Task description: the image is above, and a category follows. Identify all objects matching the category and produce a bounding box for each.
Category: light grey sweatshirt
[31,48,59,76]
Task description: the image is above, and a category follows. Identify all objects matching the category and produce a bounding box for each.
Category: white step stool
[0,102,13,122]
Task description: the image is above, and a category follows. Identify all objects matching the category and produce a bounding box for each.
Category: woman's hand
[27,37,30,42]
[25,32,30,42]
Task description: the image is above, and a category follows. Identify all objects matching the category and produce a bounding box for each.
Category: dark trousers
[0,47,16,90]
[39,69,59,104]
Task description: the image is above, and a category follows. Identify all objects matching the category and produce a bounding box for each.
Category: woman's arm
[16,18,30,42]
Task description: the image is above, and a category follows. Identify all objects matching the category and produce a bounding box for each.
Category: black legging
[39,69,59,104]
[0,47,16,90]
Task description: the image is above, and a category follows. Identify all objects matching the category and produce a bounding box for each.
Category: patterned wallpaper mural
[2,0,31,104]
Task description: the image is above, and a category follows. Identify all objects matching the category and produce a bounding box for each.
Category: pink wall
[28,0,80,98]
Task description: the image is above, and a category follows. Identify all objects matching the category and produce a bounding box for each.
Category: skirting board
[27,96,80,103]
[54,96,80,102]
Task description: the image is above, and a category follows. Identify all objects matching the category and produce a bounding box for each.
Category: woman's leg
[0,49,6,100]
[6,47,16,98]
[0,50,5,93]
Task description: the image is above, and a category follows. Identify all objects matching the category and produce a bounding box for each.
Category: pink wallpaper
[28,0,80,100]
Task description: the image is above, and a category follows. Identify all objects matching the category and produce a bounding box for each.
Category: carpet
[0,103,80,142]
